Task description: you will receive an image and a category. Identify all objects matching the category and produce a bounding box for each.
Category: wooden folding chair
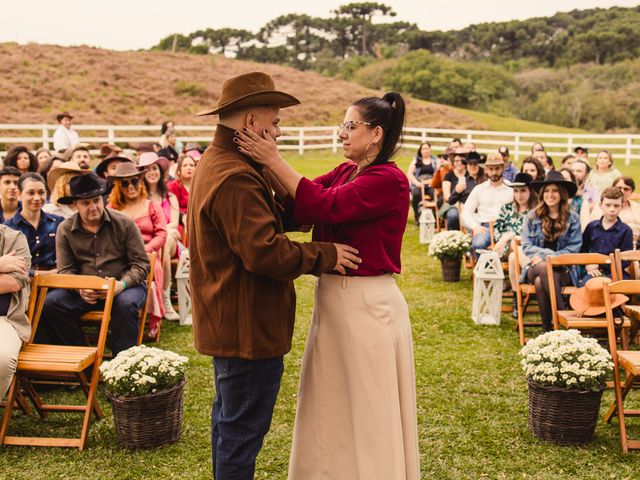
[0,274,116,450]
[512,237,542,345]
[603,280,640,453]
[80,252,156,346]
[613,249,640,343]
[547,253,631,348]
[421,182,440,231]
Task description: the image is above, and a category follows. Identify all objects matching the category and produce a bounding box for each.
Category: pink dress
[167,180,188,243]
[134,202,168,332]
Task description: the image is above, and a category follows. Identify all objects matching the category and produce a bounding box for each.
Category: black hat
[574,146,589,154]
[504,172,533,188]
[58,173,105,204]
[467,151,481,164]
[531,170,578,198]
[499,146,510,156]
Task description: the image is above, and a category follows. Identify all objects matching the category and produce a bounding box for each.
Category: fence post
[108,127,116,144]
[514,134,520,163]
[421,129,427,143]
[332,127,338,154]
[42,126,49,150]
[625,136,632,166]
[566,134,573,155]
[298,128,304,155]
[466,132,473,143]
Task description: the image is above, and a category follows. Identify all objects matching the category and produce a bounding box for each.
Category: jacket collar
[213,124,264,173]
[71,207,112,232]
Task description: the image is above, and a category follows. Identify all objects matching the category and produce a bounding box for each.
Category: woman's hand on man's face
[234,128,280,167]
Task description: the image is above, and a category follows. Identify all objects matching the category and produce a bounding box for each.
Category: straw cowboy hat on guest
[570,276,628,317]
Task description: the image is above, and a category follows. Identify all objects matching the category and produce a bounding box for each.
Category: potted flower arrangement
[99,345,189,449]
[427,230,471,282]
[520,329,613,445]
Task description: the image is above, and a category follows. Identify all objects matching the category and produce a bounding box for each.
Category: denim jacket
[520,210,582,284]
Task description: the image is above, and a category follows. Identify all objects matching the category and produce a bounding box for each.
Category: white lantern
[471,250,504,325]
[175,248,192,326]
[419,208,436,244]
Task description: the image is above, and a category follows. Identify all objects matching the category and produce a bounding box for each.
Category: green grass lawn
[4,151,640,479]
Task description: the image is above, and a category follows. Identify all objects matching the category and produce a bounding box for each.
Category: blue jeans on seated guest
[471,222,492,256]
[212,356,284,480]
[444,207,460,231]
[33,284,147,357]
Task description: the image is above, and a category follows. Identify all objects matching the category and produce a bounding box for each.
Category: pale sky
[1,0,638,51]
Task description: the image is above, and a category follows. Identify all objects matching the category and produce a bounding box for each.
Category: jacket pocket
[362,288,392,326]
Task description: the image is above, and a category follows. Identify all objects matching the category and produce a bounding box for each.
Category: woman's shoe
[163,288,180,321]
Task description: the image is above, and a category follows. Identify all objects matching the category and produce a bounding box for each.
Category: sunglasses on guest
[120,178,141,188]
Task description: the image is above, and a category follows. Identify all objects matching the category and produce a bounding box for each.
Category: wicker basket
[527,381,604,445]
[107,378,185,449]
[440,256,462,282]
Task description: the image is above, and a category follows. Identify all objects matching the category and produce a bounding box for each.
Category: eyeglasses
[338,120,372,134]
[120,178,141,189]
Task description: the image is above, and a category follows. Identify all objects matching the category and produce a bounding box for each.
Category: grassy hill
[0,42,576,133]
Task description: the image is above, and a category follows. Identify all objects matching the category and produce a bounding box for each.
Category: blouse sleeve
[144,201,168,253]
[294,167,405,225]
[493,205,509,242]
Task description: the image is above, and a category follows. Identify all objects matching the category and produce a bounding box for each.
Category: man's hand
[472,225,487,236]
[586,264,602,277]
[333,244,362,275]
[0,251,27,275]
[79,289,102,305]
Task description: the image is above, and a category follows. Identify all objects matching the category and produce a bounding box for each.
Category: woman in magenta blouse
[236,92,419,480]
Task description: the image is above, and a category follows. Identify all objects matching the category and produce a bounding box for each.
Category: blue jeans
[472,222,492,256]
[212,356,284,480]
[34,285,147,357]
[444,207,460,231]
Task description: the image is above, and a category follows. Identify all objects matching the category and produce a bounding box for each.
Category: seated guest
[43,162,89,219]
[499,146,518,182]
[38,152,65,189]
[94,153,133,199]
[579,186,633,286]
[407,142,437,225]
[3,146,38,175]
[68,145,92,170]
[34,174,150,356]
[613,176,640,246]
[429,150,452,202]
[167,154,195,238]
[491,173,537,317]
[0,225,30,400]
[4,173,64,276]
[441,150,468,230]
[589,150,622,194]
[462,153,513,254]
[521,171,582,331]
[559,168,581,215]
[140,153,181,321]
[34,148,51,171]
[521,157,545,182]
[0,167,22,222]
[569,158,600,230]
[158,128,179,163]
[561,154,576,169]
[107,163,167,338]
[448,153,485,206]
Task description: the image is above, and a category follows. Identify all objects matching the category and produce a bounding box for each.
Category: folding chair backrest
[613,249,640,281]
[547,253,613,330]
[137,251,157,344]
[29,275,116,362]
[604,280,640,359]
[512,237,524,284]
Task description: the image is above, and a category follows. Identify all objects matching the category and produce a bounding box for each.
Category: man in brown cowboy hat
[462,152,513,254]
[53,111,80,153]
[189,71,360,479]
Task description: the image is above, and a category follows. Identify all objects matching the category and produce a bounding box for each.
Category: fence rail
[2,124,640,165]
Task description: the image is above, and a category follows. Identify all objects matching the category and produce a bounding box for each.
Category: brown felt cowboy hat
[197,72,301,116]
[484,153,505,166]
[570,277,628,317]
[46,161,91,191]
[56,111,74,122]
[95,154,133,178]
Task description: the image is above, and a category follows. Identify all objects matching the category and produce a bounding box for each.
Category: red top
[167,180,189,214]
[294,161,409,276]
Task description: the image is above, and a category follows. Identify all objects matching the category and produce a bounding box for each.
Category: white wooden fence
[2,124,640,165]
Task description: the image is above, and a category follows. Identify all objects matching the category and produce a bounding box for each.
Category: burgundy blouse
[294,161,409,276]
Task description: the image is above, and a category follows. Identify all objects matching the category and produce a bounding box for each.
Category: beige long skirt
[288,274,420,480]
